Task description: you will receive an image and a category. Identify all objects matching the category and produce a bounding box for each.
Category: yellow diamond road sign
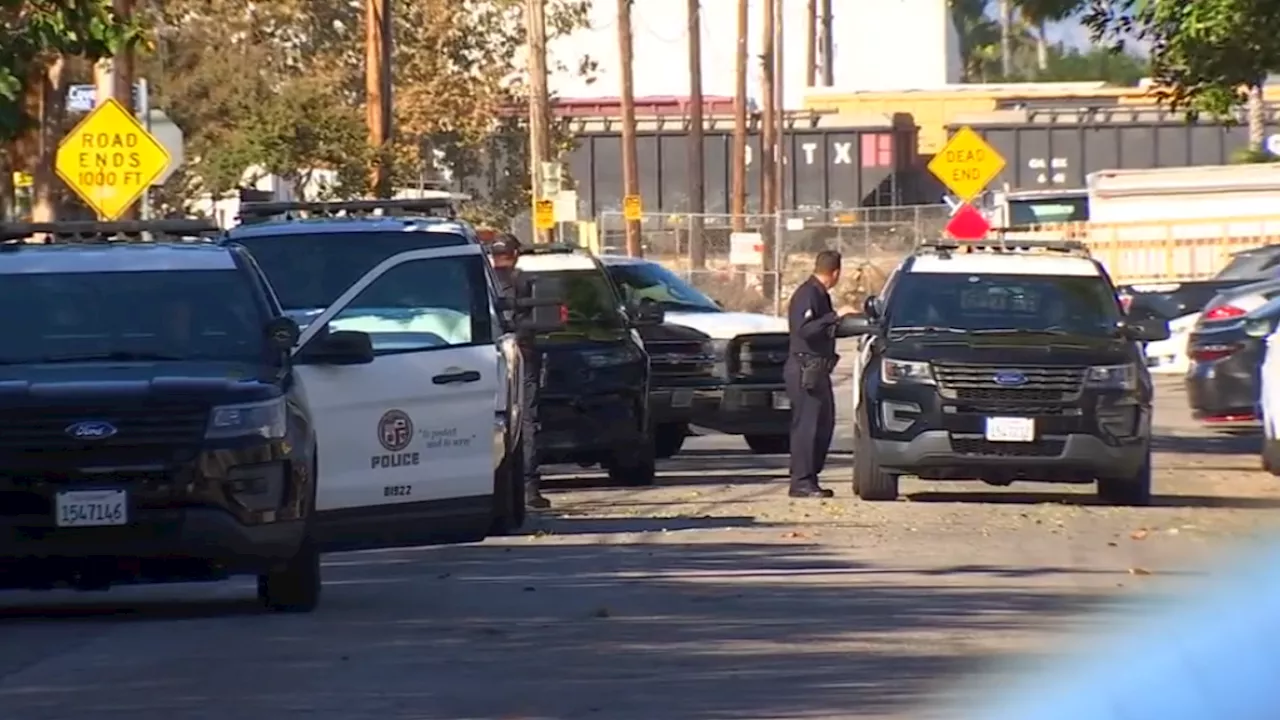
[927,126,1005,203]
[55,98,171,220]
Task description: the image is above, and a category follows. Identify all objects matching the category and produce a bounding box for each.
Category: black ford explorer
[0,221,318,611]
[849,239,1170,506]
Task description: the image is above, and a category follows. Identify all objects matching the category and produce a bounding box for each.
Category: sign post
[55,98,171,221]
[926,126,1005,240]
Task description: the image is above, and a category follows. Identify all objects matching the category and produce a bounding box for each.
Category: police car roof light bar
[237,196,472,222]
[515,242,585,255]
[919,237,1091,257]
[0,219,222,243]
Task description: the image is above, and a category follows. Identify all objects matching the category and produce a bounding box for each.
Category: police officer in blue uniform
[785,250,845,498]
[489,234,550,510]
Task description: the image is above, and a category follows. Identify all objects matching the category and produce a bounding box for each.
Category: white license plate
[773,391,791,410]
[671,390,694,408]
[984,417,1036,442]
[55,489,128,527]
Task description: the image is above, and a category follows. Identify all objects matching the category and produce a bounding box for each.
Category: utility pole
[109,0,138,219]
[760,0,776,235]
[730,0,748,232]
[526,0,553,242]
[805,0,817,88]
[819,0,834,85]
[618,0,642,256]
[686,0,707,268]
[366,0,392,197]
[772,0,786,312]
[999,0,1014,79]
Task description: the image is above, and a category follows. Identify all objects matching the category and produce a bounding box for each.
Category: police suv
[514,245,662,484]
[224,199,557,544]
[0,221,320,609]
[849,239,1170,505]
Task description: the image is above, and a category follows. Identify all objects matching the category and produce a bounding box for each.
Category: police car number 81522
[55,489,128,527]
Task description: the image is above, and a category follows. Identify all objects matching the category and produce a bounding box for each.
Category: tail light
[1203,304,1247,322]
[1189,343,1242,362]
[558,305,569,322]
[1119,294,1133,314]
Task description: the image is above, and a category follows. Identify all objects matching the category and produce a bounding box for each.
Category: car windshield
[231,230,466,310]
[887,272,1122,336]
[0,270,266,364]
[527,269,625,329]
[606,261,720,312]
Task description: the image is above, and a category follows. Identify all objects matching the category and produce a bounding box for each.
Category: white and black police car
[848,238,1170,505]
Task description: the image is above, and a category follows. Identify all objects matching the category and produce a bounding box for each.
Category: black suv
[0,221,319,610]
[515,245,664,485]
[849,239,1170,505]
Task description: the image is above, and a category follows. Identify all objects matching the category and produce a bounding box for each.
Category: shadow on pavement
[0,541,1113,720]
[1152,433,1260,455]
[905,490,1280,509]
[527,514,766,535]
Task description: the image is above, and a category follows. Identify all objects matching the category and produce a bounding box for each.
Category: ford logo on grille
[992,371,1028,387]
[65,421,118,440]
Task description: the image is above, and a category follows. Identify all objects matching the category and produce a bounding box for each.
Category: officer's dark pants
[785,359,835,488]
[521,356,542,496]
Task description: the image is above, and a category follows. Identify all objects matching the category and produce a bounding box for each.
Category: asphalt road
[1,375,1278,720]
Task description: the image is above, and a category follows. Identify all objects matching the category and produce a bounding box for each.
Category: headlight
[584,346,640,368]
[1084,363,1137,390]
[881,358,934,385]
[709,339,731,358]
[207,397,287,440]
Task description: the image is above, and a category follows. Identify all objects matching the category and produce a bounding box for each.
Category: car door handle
[432,370,481,385]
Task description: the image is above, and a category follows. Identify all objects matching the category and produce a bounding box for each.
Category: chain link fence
[598,204,951,315]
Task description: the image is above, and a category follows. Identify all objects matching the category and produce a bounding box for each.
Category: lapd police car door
[292,245,499,542]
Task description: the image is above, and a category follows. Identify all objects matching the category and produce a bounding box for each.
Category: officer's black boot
[525,479,551,510]
[788,480,834,499]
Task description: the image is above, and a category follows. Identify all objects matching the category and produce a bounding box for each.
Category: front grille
[729,333,789,383]
[646,340,717,381]
[934,364,1084,402]
[0,403,208,458]
[951,438,1065,457]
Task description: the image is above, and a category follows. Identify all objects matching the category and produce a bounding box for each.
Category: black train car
[562,112,919,217]
[942,106,1280,193]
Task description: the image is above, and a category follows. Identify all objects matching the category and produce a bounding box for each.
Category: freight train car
[542,113,919,217]
[943,106,1280,194]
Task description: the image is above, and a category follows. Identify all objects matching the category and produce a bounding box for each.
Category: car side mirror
[631,298,665,326]
[835,313,873,337]
[514,275,566,333]
[264,316,300,354]
[1245,317,1274,338]
[299,330,375,365]
[1125,318,1171,343]
[863,295,882,319]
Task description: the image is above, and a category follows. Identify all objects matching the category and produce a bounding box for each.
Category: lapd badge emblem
[378,410,414,451]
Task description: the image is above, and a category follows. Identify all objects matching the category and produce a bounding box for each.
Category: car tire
[607,439,657,486]
[258,537,321,613]
[744,434,789,454]
[654,423,688,459]
[1096,452,1153,506]
[1264,440,1280,476]
[853,415,899,501]
[490,435,526,536]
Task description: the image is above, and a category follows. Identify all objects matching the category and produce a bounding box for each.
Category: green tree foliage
[142,0,593,220]
[1084,0,1280,151]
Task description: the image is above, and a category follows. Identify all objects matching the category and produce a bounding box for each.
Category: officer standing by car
[785,250,845,499]
[489,233,551,510]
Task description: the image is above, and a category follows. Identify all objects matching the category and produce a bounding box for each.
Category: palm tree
[1015,0,1084,74]
[950,0,1001,81]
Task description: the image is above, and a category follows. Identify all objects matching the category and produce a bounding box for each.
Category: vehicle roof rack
[237,196,471,223]
[0,219,222,244]
[917,236,1092,258]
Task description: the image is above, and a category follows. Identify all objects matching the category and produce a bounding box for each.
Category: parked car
[1214,244,1280,281]
[1185,295,1280,429]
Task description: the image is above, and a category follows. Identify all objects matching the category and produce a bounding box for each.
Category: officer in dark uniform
[785,250,844,498]
[489,234,550,510]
